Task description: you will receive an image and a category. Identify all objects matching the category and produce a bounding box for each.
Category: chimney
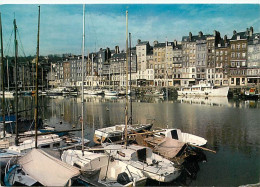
[189,32,192,40]
[153,40,158,46]
[115,46,120,54]
[233,30,237,35]
[250,26,253,37]
[137,39,141,44]
[199,31,203,37]
[224,35,227,42]
[174,39,177,46]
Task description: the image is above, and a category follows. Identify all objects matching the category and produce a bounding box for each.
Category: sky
[0,4,259,56]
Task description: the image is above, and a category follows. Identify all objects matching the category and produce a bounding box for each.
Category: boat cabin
[8,134,64,153]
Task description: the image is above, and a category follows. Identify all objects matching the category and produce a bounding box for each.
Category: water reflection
[0,95,259,185]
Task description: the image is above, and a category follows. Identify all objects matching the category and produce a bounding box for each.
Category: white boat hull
[157,128,207,146]
[104,144,181,183]
[0,91,14,98]
[104,90,118,96]
[178,86,229,97]
[94,124,153,144]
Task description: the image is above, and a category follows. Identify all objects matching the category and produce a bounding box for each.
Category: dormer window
[237,35,240,40]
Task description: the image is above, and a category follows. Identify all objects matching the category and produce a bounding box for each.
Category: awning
[18,149,80,186]
[149,137,185,158]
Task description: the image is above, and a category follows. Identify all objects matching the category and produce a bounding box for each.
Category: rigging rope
[4,30,13,56]
[17,29,27,57]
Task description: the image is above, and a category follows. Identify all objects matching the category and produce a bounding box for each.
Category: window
[242,53,246,58]
[237,53,241,58]
[231,53,235,58]
[231,44,235,50]
[242,43,246,49]
[237,44,240,50]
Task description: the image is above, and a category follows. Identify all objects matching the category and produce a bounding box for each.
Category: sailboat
[61,7,147,187]
[4,149,98,186]
[118,63,126,96]
[93,123,153,144]
[104,67,118,96]
[1,8,87,169]
[94,11,153,145]
[154,128,207,147]
[61,149,147,186]
[103,144,182,182]
[84,54,103,95]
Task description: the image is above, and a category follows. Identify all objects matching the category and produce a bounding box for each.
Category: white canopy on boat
[153,137,185,158]
[18,149,80,186]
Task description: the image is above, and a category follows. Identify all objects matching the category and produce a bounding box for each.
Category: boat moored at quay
[178,81,229,97]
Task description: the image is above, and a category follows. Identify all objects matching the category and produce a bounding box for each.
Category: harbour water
[1,95,260,186]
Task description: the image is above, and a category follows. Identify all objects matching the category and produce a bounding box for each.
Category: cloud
[1,4,259,56]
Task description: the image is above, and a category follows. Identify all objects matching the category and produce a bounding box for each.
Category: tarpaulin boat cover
[147,137,185,158]
[18,149,80,186]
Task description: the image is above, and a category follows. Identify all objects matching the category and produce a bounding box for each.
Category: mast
[14,18,19,146]
[91,53,94,90]
[124,10,128,147]
[22,65,25,91]
[81,4,85,155]
[35,5,40,148]
[50,62,53,89]
[129,32,132,125]
[0,13,5,138]
[109,67,111,90]
[7,59,9,91]
[42,67,43,91]
[165,38,168,100]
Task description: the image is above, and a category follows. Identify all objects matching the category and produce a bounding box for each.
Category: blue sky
[0,4,259,56]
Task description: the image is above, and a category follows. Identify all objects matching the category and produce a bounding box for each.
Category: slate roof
[174,44,182,50]
[216,39,230,48]
[182,34,212,42]
[111,52,126,59]
[154,42,175,48]
[248,33,260,45]
[230,31,248,40]
[136,41,149,46]
[147,50,153,55]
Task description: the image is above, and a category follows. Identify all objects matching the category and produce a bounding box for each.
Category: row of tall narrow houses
[2,27,259,89]
[50,27,259,88]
